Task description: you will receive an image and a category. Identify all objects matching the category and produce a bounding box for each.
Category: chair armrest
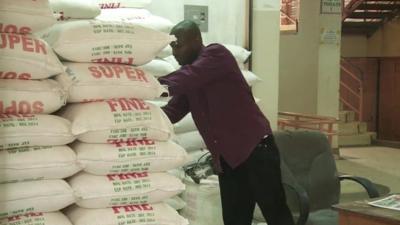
[339,175,380,198]
[283,181,310,225]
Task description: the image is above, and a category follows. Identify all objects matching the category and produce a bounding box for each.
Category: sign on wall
[320,0,341,14]
[320,28,340,45]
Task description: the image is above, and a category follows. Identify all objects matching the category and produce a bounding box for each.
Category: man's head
[170,20,203,66]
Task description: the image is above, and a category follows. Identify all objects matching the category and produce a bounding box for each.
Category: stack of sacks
[49,0,101,22]
[96,0,152,9]
[41,16,188,225]
[0,114,78,223]
[94,0,177,79]
[0,1,79,223]
[180,175,224,225]
[41,20,174,66]
[95,2,172,33]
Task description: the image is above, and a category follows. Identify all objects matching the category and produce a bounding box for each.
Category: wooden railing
[278,111,338,145]
[340,58,364,121]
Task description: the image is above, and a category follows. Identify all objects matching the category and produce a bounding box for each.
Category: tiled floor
[336,146,400,202]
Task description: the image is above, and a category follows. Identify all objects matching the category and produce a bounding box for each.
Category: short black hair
[170,20,201,41]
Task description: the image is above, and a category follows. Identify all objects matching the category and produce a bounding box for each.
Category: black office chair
[259,131,380,225]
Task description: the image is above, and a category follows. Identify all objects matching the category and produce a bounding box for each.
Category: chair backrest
[274,131,340,211]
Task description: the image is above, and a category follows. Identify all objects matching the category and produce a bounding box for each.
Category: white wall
[279,0,320,115]
[317,15,341,120]
[147,0,247,46]
[252,0,281,130]
[278,0,341,148]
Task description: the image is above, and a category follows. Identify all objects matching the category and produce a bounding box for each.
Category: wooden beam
[343,0,366,20]
[358,3,400,10]
[342,25,381,36]
[348,11,391,18]
[343,21,382,27]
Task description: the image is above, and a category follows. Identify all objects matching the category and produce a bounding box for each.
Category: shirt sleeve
[161,95,190,124]
[158,45,234,96]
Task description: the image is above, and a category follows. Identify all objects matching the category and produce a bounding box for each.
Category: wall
[252,0,281,130]
[368,17,400,57]
[317,14,341,120]
[278,0,320,114]
[147,0,247,46]
[279,0,341,117]
[278,0,341,148]
[341,18,400,58]
[341,35,368,57]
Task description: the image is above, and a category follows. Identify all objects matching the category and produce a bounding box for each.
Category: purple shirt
[158,43,272,171]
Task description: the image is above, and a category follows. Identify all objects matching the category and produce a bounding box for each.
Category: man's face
[170,33,199,66]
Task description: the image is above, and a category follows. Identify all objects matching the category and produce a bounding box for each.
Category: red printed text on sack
[7,212,44,222]
[99,3,121,9]
[107,138,155,147]
[0,33,47,54]
[0,71,31,80]
[88,65,148,82]
[112,204,154,214]
[107,172,148,181]
[0,101,44,114]
[0,23,32,34]
[106,98,150,112]
[92,57,134,65]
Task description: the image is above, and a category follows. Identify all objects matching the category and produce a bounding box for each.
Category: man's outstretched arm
[158,45,233,96]
[161,94,190,124]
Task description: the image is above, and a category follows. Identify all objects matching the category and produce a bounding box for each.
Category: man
[158,20,294,225]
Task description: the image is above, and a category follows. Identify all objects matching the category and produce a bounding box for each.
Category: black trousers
[218,135,294,225]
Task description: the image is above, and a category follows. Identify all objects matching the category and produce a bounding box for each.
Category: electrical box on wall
[184,5,208,32]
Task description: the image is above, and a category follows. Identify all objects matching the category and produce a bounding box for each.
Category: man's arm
[161,94,190,124]
[158,45,234,96]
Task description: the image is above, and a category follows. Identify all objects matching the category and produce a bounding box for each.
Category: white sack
[56,63,166,103]
[59,99,173,143]
[157,45,172,59]
[223,44,251,64]
[0,180,75,219]
[145,99,168,107]
[175,131,206,151]
[242,70,261,87]
[138,59,175,77]
[42,20,175,66]
[181,176,223,225]
[0,114,75,150]
[49,0,101,21]
[96,0,152,9]
[73,140,189,175]
[68,172,185,208]
[163,55,180,70]
[65,203,188,225]
[163,196,186,211]
[0,0,56,34]
[0,146,81,184]
[185,149,210,167]
[0,79,67,114]
[0,212,72,225]
[174,113,196,134]
[0,33,65,80]
[96,8,173,33]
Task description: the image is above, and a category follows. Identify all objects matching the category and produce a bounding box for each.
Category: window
[281,0,300,33]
